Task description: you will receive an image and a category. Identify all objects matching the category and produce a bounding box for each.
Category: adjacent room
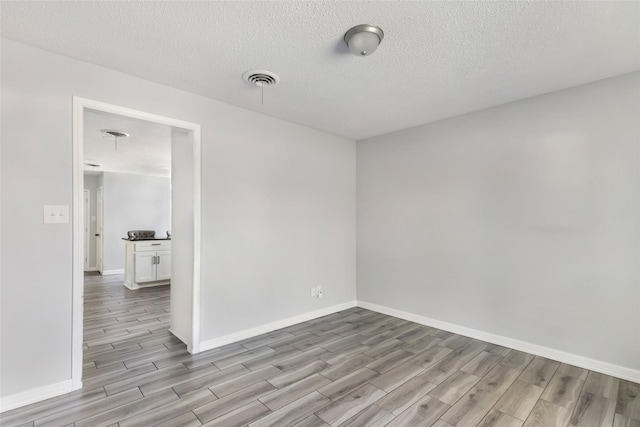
[1,1,638,426]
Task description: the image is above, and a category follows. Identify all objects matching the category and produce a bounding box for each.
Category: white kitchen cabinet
[124,240,171,289]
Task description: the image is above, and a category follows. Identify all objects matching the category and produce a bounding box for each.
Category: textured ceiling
[2,1,639,140]
[84,110,171,177]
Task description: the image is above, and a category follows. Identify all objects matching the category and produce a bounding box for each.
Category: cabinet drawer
[134,240,171,251]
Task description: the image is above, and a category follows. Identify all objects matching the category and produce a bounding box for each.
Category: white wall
[0,39,356,402]
[200,108,357,340]
[357,72,640,374]
[102,172,171,272]
[170,129,194,347]
[83,173,98,269]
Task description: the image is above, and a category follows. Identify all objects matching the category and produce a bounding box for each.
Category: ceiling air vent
[242,70,280,87]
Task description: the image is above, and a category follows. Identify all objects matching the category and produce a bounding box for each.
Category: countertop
[122,238,171,241]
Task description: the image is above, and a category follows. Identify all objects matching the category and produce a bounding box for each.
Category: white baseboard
[84,267,98,272]
[0,379,74,413]
[198,301,358,353]
[357,300,640,384]
[101,269,124,275]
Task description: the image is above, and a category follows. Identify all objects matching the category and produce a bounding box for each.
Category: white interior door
[84,190,90,270]
[96,186,104,274]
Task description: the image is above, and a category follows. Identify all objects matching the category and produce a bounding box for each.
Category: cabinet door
[135,252,156,283]
[155,250,171,281]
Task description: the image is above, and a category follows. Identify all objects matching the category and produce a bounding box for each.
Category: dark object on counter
[127,230,156,241]
[167,230,171,238]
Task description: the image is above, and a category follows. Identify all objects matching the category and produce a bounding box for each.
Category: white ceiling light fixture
[101,129,129,151]
[344,24,384,57]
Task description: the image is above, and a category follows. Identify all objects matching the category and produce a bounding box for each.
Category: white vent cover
[242,70,280,87]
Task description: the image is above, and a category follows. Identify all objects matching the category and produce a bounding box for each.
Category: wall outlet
[311,286,317,297]
[317,285,323,298]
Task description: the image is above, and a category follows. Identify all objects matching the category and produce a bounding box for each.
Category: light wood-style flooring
[2,273,638,427]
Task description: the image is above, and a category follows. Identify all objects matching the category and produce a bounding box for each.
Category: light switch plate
[44,205,70,224]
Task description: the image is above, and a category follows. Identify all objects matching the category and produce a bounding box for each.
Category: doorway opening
[72,97,201,391]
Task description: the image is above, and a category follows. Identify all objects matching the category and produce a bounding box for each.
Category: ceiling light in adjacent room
[101,129,129,151]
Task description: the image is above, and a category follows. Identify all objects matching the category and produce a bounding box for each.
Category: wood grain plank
[248,392,330,427]
[404,335,443,354]
[274,347,329,372]
[477,409,523,427]
[0,388,107,427]
[168,364,249,397]
[522,400,571,427]
[259,374,331,411]
[476,364,522,396]
[495,380,544,421]
[210,365,282,397]
[317,367,378,401]
[292,414,331,427]
[396,325,434,343]
[616,380,640,420]
[193,381,276,424]
[557,363,588,381]
[582,371,620,400]
[385,395,450,427]
[33,388,143,426]
[316,384,386,426]
[428,370,481,405]
[103,364,184,396]
[440,386,501,426]
[119,388,217,427]
[366,349,415,374]
[268,360,329,389]
[337,404,395,427]
[203,400,271,427]
[501,350,534,371]
[409,345,453,369]
[540,371,583,410]
[153,412,202,427]
[74,388,179,427]
[321,354,374,380]
[139,363,229,396]
[369,362,425,392]
[213,346,275,370]
[518,358,559,388]
[613,413,640,427]
[243,345,302,371]
[569,392,616,427]
[461,351,502,377]
[321,344,370,366]
[376,377,436,416]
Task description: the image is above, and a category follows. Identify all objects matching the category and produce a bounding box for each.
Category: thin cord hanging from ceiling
[242,70,280,106]
[101,129,130,151]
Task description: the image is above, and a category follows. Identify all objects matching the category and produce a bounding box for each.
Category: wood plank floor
[2,273,638,427]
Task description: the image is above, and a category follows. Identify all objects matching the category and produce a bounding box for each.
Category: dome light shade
[344,24,384,56]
